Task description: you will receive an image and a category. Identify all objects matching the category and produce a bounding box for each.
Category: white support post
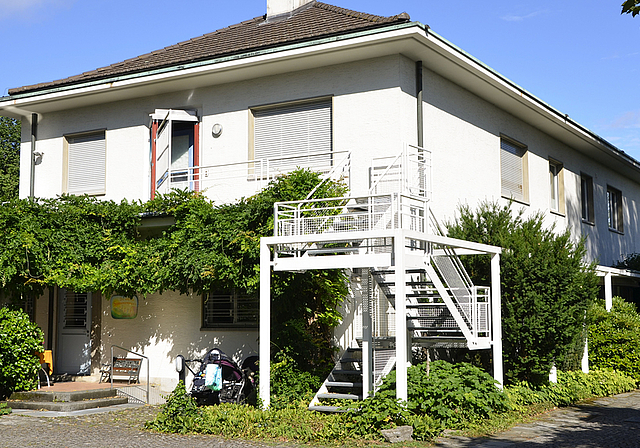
[394,231,408,401]
[362,269,373,397]
[259,240,271,409]
[604,272,613,311]
[581,338,589,373]
[490,253,504,389]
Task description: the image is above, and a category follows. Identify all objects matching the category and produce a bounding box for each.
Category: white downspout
[491,253,504,389]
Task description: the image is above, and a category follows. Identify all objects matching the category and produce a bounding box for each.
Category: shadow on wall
[100,291,258,388]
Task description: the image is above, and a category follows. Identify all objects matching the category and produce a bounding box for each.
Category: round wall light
[212,123,223,138]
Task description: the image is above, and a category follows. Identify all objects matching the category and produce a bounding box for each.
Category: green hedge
[588,296,640,382]
[0,307,44,399]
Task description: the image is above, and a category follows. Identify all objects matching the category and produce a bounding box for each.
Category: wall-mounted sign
[111,295,138,319]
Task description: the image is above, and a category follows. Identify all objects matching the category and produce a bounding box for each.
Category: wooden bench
[99,357,142,384]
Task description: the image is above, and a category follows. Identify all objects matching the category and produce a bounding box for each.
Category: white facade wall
[100,291,258,392]
[421,66,640,266]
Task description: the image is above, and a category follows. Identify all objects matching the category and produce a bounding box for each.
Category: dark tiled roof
[10,2,410,95]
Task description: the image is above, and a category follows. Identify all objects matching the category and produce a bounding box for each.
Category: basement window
[202,291,258,329]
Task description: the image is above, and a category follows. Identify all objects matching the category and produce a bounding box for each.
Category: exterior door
[57,289,92,375]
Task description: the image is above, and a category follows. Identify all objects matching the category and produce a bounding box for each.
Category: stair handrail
[304,151,352,201]
[369,151,403,195]
[110,345,149,405]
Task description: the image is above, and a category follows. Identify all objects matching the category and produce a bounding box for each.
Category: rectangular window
[64,131,106,195]
[500,137,528,202]
[549,159,564,214]
[607,185,623,233]
[581,173,594,224]
[202,291,258,329]
[252,98,332,173]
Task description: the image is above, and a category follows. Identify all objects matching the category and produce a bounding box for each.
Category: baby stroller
[176,348,257,406]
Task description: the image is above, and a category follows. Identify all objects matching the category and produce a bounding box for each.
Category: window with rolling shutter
[66,132,106,195]
[500,137,528,202]
[253,99,332,172]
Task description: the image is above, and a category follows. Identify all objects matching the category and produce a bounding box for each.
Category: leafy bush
[343,392,411,437]
[0,402,11,416]
[0,307,44,400]
[505,368,636,408]
[588,296,640,382]
[145,381,202,434]
[446,201,598,384]
[379,360,509,427]
[197,400,347,442]
[269,349,323,407]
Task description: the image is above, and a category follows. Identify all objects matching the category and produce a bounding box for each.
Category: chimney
[267,0,314,19]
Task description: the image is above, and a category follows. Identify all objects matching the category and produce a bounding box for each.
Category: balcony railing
[159,150,350,204]
[274,193,430,238]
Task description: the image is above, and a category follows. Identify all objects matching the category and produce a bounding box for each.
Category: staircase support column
[394,232,408,401]
[362,269,373,397]
[491,253,503,389]
[259,241,271,408]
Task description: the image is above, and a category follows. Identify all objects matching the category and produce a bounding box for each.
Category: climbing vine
[0,170,348,372]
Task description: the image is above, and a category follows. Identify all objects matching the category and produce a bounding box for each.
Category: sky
[0,0,638,158]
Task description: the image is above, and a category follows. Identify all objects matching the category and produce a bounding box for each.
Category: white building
[1,0,638,403]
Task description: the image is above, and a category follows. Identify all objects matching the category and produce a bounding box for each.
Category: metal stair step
[331,369,362,375]
[308,405,348,413]
[326,381,363,388]
[317,393,361,400]
[340,357,361,363]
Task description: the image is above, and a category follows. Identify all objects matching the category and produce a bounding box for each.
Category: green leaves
[447,201,598,385]
[588,296,640,382]
[622,0,640,17]
[0,117,20,202]
[0,307,44,399]
[379,361,508,428]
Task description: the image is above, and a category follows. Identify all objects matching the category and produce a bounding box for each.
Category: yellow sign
[111,295,138,319]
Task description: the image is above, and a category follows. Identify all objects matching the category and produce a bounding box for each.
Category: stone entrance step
[7,388,128,412]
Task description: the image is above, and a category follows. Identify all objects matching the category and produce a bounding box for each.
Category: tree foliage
[446,201,598,385]
[622,0,640,17]
[0,307,44,399]
[0,169,348,373]
[0,117,20,201]
[588,296,640,382]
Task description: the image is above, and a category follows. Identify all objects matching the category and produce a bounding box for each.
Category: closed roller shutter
[68,132,106,195]
[500,139,525,201]
[254,99,332,172]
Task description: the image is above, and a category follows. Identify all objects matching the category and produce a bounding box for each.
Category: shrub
[0,307,44,400]
[342,392,411,437]
[379,360,509,427]
[145,381,202,434]
[197,400,347,442]
[446,201,598,384]
[269,349,323,407]
[0,402,11,416]
[588,296,640,382]
[505,368,636,408]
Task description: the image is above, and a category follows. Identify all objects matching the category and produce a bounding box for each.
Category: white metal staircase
[259,144,503,409]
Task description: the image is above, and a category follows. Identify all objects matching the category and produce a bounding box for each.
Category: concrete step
[6,396,128,412]
[10,388,117,403]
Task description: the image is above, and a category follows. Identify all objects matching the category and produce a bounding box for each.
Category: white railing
[161,150,350,203]
[370,145,431,199]
[275,193,429,238]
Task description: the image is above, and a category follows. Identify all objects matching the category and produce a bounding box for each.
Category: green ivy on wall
[0,169,348,373]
